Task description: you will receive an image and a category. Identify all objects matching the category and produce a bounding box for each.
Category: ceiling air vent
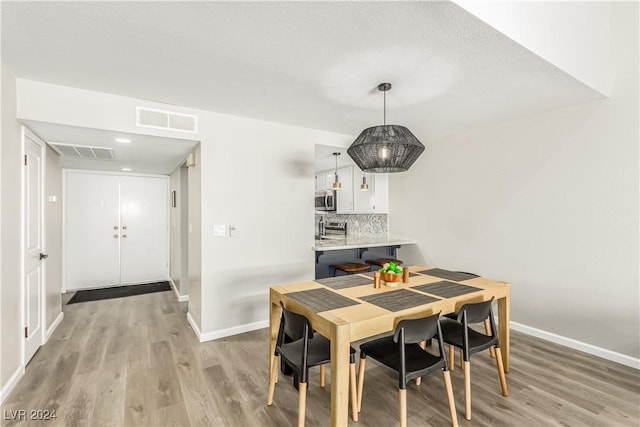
[48,142,115,160]
[136,107,198,134]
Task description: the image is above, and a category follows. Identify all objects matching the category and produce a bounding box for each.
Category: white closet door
[66,173,121,290]
[120,176,169,284]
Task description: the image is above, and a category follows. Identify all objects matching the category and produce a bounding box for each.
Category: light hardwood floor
[2,290,639,426]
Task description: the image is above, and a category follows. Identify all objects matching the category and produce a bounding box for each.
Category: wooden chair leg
[267,355,278,405]
[464,361,471,420]
[275,355,280,383]
[357,358,366,412]
[443,370,459,427]
[416,341,426,385]
[448,345,455,371]
[494,347,509,396]
[298,382,307,427]
[350,362,358,422]
[460,350,464,370]
[485,319,496,358]
[399,388,407,427]
[319,365,325,388]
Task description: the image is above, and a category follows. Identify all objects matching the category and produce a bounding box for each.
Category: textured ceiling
[3,1,603,164]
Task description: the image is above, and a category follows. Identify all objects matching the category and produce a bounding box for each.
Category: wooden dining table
[268,265,510,427]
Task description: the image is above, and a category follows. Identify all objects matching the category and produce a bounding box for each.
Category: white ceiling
[25,121,199,175]
[3,1,603,172]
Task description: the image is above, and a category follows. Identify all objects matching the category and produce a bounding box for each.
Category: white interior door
[24,131,44,363]
[65,172,169,290]
[66,173,120,290]
[120,176,169,284]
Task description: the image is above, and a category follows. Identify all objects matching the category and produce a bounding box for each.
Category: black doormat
[66,281,171,304]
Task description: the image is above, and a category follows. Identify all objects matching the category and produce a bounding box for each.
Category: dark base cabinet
[314,245,400,279]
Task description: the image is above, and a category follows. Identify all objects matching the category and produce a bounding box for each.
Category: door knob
[122,225,128,230]
[122,234,127,238]
[39,253,48,260]
[113,225,119,230]
[113,234,119,239]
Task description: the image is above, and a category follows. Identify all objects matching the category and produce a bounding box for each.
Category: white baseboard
[199,320,269,343]
[44,312,64,343]
[186,312,202,340]
[169,279,189,302]
[510,320,640,370]
[1,365,24,404]
[186,313,268,343]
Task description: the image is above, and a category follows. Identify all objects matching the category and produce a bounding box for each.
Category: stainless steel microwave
[315,190,336,211]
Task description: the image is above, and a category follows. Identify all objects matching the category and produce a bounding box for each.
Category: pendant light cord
[383,89,386,126]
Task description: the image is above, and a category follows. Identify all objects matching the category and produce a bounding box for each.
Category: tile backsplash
[315,213,387,236]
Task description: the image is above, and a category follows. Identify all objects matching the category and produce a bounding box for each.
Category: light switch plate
[213,224,226,236]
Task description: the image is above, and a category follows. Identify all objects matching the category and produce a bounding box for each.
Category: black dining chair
[439,298,508,421]
[446,271,496,360]
[267,304,358,426]
[357,313,458,427]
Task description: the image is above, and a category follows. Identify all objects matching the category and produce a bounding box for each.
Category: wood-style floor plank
[1,290,638,427]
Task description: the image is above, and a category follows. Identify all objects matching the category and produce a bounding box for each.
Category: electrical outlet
[229,224,238,237]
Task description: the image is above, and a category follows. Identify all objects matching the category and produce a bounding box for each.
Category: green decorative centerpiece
[379,262,403,286]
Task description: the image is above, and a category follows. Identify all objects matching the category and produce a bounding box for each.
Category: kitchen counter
[313,235,415,251]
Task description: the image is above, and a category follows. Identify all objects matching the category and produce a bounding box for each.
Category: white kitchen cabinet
[335,166,353,213]
[354,170,389,213]
[354,169,375,212]
[315,166,389,213]
[373,173,389,213]
[315,171,335,191]
[325,171,336,190]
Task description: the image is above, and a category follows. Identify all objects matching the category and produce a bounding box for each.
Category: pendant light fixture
[332,152,342,190]
[360,173,369,191]
[347,83,425,173]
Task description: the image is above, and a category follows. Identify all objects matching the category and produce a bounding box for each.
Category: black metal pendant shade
[347,82,425,173]
[348,125,425,173]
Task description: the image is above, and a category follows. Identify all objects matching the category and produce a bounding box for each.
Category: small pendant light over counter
[332,152,342,190]
[347,83,425,173]
[360,173,369,191]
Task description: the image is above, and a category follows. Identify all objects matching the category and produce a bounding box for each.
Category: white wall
[14,80,353,338]
[45,145,63,328]
[454,0,611,95]
[1,66,23,398]
[391,2,639,358]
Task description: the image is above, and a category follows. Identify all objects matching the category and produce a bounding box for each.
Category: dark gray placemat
[285,288,360,312]
[315,275,373,289]
[359,289,440,312]
[362,271,420,278]
[416,268,479,282]
[412,280,481,298]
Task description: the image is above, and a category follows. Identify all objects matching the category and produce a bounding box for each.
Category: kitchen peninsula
[314,235,415,279]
